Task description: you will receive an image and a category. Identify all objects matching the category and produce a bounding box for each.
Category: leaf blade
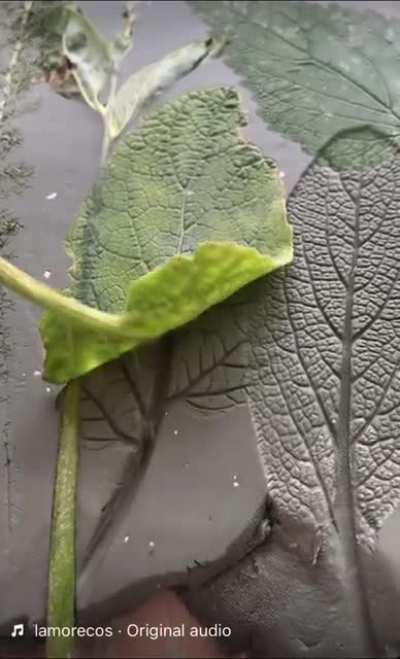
[41,88,292,383]
[189,0,400,165]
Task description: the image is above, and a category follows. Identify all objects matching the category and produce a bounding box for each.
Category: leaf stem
[100,122,111,167]
[47,380,81,659]
[101,71,118,166]
[0,256,128,335]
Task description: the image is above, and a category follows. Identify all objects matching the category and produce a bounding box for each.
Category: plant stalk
[47,380,81,659]
[100,71,118,166]
[0,256,129,335]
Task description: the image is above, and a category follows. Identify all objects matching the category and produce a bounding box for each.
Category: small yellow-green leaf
[41,88,292,384]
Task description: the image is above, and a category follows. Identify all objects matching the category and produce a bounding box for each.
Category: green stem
[47,380,81,659]
[100,119,111,167]
[0,256,129,335]
[100,72,118,166]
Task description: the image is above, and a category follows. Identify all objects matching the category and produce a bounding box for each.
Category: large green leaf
[190,0,400,167]
[41,88,292,384]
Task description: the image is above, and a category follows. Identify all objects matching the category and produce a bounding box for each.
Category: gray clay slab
[1,3,400,658]
[0,0,309,631]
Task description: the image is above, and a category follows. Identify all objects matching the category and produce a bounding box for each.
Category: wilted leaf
[190,0,400,167]
[60,5,213,122]
[40,88,292,384]
[43,3,74,36]
[111,1,136,65]
[62,7,113,112]
[105,38,217,141]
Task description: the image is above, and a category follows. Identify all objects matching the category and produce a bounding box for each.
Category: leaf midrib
[334,178,378,653]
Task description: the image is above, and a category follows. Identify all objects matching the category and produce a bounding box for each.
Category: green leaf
[62,7,113,112]
[189,0,400,167]
[40,88,292,384]
[105,38,217,141]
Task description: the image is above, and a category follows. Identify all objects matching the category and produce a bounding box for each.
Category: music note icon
[11,623,24,638]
